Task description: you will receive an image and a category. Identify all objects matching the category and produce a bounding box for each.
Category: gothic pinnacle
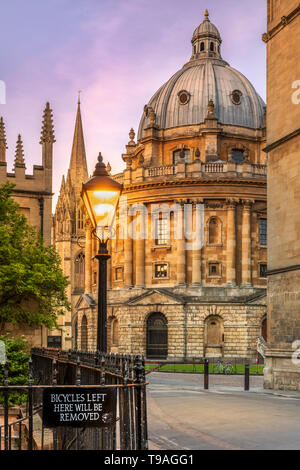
[0,117,7,162]
[0,117,7,146]
[40,102,55,144]
[14,134,26,169]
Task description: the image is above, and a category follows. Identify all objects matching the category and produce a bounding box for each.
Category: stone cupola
[190,10,223,61]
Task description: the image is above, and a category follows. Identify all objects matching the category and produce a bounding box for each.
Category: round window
[231,90,243,105]
[178,90,190,105]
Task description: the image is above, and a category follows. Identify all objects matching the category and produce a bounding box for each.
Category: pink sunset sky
[0,0,267,209]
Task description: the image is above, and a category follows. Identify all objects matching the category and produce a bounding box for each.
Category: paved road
[147,372,300,450]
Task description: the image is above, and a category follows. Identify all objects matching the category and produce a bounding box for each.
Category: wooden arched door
[146,313,168,359]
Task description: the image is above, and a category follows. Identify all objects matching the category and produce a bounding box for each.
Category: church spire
[0,117,7,162]
[14,134,26,169]
[68,97,88,191]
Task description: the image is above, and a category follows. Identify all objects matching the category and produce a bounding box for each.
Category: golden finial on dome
[204,9,209,19]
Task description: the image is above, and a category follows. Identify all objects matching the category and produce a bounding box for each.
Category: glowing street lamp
[81,152,122,352]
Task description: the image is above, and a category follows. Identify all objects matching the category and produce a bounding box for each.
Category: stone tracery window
[75,252,85,290]
[78,209,84,230]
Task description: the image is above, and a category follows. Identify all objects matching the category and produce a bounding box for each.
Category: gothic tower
[53,97,89,349]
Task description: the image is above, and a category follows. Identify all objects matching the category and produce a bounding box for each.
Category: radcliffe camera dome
[138,11,265,140]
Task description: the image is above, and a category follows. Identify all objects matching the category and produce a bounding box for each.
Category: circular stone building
[73,12,267,360]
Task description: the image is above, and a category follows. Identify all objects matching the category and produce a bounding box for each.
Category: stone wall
[264,1,300,390]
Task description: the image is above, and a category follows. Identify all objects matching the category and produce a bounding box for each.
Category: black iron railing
[0,348,148,451]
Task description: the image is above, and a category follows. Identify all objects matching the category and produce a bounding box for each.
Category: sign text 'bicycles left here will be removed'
[42,387,117,428]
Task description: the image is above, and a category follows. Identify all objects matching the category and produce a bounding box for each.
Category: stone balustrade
[118,161,267,185]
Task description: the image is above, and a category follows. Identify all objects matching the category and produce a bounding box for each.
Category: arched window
[173,149,191,164]
[81,315,88,351]
[231,149,245,163]
[210,42,214,51]
[146,313,168,359]
[78,209,84,230]
[200,42,205,51]
[75,252,85,290]
[208,218,221,245]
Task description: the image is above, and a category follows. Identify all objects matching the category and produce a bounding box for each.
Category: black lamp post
[81,153,122,353]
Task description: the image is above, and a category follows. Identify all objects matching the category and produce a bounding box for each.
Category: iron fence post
[142,356,148,450]
[52,359,58,451]
[4,361,9,451]
[204,359,209,390]
[134,355,144,450]
[245,363,250,391]
[28,357,33,450]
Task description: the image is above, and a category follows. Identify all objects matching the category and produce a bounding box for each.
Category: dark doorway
[146,312,168,359]
[81,315,88,351]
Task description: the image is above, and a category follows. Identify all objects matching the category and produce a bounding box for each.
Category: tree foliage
[0,183,70,333]
[0,335,30,405]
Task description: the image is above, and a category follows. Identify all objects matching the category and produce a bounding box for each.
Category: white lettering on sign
[44,388,114,427]
[292,80,300,104]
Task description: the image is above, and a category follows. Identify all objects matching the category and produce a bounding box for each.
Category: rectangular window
[208,262,221,277]
[115,267,124,281]
[154,263,168,279]
[259,219,267,246]
[260,264,267,278]
[155,218,168,245]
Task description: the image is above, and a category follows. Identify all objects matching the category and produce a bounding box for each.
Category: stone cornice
[262,4,300,43]
[267,264,300,276]
[122,177,267,193]
[263,128,300,153]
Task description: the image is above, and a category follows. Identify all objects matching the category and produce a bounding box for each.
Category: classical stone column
[84,222,93,293]
[226,199,237,286]
[241,200,252,286]
[135,208,146,287]
[176,201,186,286]
[192,200,203,286]
[124,209,133,287]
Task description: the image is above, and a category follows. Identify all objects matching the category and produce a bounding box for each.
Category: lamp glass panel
[86,189,120,227]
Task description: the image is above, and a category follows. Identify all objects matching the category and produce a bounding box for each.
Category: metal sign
[42,387,117,428]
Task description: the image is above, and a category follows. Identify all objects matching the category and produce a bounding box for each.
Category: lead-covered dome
[138,11,265,140]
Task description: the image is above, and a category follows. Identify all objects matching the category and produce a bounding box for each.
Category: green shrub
[0,335,30,405]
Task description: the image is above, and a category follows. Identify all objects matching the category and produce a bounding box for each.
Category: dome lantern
[191,10,222,61]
